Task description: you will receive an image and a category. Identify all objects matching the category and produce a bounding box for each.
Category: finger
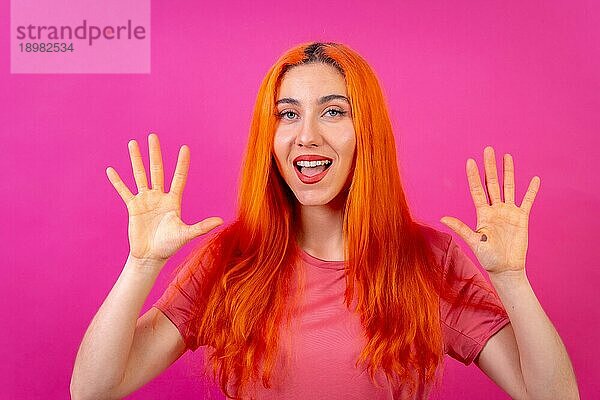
[503,153,515,204]
[148,133,165,192]
[440,216,477,248]
[128,139,149,192]
[466,158,488,209]
[520,176,540,215]
[186,217,224,240]
[169,145,190,199]
[484,146,502,205]
[106,166,135,204]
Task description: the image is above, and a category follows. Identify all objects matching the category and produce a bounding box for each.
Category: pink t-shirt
[153,226,510,399]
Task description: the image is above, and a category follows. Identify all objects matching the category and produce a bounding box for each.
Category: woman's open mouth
[294,160,333,184]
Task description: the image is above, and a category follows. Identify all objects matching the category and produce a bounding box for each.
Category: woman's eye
[278,111,297,120]
[325,109,346,117]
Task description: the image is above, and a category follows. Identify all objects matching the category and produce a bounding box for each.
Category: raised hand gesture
[106,133,223,267]
[440,146,540,278]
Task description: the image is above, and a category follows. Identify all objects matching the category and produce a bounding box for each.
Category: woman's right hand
[106,133,223,266]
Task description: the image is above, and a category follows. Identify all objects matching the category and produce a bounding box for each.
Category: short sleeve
[440,236,511,366]
[153,265,203,352]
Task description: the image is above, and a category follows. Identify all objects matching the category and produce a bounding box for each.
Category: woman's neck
[294,196,346,262]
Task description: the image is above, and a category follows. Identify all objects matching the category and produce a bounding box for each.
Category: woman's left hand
[439,146,541,278]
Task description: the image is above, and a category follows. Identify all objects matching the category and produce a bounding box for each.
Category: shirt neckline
[299,247,346,270]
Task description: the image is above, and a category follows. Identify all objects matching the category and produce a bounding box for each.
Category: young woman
[71,42,579,400]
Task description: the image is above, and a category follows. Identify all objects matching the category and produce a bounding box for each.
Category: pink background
[10,0,150,73]
[1,0,598,399]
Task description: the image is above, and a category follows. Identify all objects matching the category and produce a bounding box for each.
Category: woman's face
[273,62,356,206]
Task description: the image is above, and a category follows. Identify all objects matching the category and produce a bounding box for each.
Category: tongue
[300,165,327,177]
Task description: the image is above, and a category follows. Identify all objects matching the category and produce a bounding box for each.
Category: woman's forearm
[70,255,166,400]
[489,271,579,400]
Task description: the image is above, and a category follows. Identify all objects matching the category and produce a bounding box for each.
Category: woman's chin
[294,198,331,207]
[291,190,347,208]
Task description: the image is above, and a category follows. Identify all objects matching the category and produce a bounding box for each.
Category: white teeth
[295,160,332,167]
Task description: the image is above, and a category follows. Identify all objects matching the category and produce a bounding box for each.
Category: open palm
[440,146,540,277]
[106,133,223,264]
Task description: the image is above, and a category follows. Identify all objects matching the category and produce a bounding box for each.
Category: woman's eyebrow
[275,94,350,106]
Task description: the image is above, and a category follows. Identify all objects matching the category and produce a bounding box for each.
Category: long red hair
[156,41,505,399]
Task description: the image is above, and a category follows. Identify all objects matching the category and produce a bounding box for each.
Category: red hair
[155,42,505,399]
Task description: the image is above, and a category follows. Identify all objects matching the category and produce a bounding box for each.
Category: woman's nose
[295,117,323,147]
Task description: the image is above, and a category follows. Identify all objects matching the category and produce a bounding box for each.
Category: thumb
[186,217,224,239]
[440,216,477,247]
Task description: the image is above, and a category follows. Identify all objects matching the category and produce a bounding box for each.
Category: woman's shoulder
[413,222,453,265]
